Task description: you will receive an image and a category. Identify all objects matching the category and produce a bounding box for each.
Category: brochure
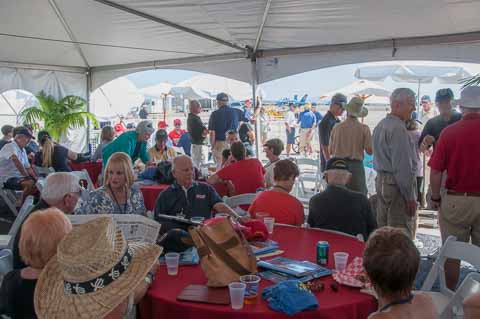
[250,239,279,256]
[257,257,324,277]
[160,247,200,265]
[259,267,332,284]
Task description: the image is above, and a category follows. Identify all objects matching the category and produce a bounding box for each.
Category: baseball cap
[173,119,182,125]
[216,92,229,102]
[325,157,350,172]
[13,126,34,139]
[435,88,454,103]
[331,93,347,107]
[157,121,168,129]
[421,95,431,103]
[458,86,480,109]
[37,130,52,142]
[155,129,168,141]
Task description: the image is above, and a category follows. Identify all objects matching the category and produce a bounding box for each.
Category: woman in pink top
[249,159,304,226]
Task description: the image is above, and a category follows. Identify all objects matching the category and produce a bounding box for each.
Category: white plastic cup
[334,252,349,272]
[165,252,180,275]
[228,282,246,310]
[264,217,275,234]
[190,216,205,224]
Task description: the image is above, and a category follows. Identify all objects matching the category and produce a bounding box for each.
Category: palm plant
[20,91,98,141]
[460,74,480,88]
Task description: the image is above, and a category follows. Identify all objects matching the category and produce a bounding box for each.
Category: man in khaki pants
[429,86,480,290]
[373,88,418,238]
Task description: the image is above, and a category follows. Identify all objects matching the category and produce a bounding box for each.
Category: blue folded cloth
[262,280,318,316]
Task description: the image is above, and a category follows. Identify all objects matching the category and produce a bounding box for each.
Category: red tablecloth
[140,226,377,319]
[70,161,102,186]
[140,184,170,211]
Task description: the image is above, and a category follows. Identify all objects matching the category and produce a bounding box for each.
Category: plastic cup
[240,275,261,304]
[228,282,246,310]
[190,216,205,224]
[165,252,180,276]
[264,217,275,234]
[255,212,269,220]
[334,252,349,272]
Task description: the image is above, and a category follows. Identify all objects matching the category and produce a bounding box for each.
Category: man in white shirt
[419,95,438,125]
[263,138,284,188]
[0,126,38,204]
[285,103,297,156]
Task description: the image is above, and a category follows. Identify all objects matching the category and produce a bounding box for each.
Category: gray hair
[41,173,81,204]
[136,120,155,136]
[171,155,193,172]
[390,88,416,104]
[325,169,352,186]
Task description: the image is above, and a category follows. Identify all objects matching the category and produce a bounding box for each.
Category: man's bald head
[172,155,194,187]
[189,100,202,114]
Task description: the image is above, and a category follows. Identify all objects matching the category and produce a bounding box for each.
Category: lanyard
[378,294,413,312]
[108,185,128,214]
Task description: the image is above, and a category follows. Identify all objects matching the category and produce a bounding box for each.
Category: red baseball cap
[157,121,168,129]
[173,119,182,125]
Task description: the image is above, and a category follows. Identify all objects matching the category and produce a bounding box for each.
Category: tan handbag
[189,218,257,287]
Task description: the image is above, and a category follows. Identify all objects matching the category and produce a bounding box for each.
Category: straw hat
[34,217,162,319]
[345,97,368,118]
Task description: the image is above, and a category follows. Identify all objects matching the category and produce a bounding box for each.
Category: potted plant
[19,91,98,141]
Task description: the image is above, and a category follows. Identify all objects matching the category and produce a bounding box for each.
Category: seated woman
[76,152,146,215]
[34,130,89,172]
[263,138,284,188]
[248,159,304,226]
[364,227,437,319]
[92,125,115,162]
[0,208,72,318]
[149,129,177,162]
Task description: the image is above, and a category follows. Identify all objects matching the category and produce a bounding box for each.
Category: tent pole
[251,58,259,158]
[417,80,421,113]
[86,71,92,153]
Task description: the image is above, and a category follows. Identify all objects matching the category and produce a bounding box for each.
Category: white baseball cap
[458,86,480,109]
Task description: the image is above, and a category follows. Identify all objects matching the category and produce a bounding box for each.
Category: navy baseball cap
[13,126,34,139]
[325,157,350,172]
[435,88,454,103]
[216,92,229,102]
[155,129,168,141]
[421,95,431,103]
[37,130,51,142]
[331,93,347,107]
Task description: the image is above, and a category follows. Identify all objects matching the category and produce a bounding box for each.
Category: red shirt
[168,129,186,146]
[429,113,480,192]
[216,158,265,195]
[248,190,304,226]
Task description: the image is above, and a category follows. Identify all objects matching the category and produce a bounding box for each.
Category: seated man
[208,141,265,195]
[148,129,177,162]
[155,155,239,230]
[308,157,376,240]
[263,138,284,188]
[364,227,437,319]
[12,172,82,270]
[0,124,14,150]
[0,126,37,204]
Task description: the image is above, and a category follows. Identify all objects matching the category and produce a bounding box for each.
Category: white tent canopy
[2,0,480,102]
[140,82,173,98]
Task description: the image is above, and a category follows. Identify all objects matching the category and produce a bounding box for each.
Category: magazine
[257,257,324,277]
[159,247,199,265]
[259,267,332,284]
[250,239,279,256]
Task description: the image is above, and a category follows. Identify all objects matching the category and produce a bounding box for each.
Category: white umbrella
[140,82,173,98]
[319,80,391,105]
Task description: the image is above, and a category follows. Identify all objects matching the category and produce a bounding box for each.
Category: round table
[140,225,377,319]
[139,184,170,211]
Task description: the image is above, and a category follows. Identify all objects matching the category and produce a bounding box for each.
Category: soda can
[316,241,329,265]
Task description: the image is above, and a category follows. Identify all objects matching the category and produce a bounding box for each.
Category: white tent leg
[251,59,259,158]
[86,71,92,153]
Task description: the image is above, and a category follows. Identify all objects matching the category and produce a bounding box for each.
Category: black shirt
[0,139,11,150]
[318,111,339,171]
[187,113,206,145]
[308,185,376,240]
[0,269,37,319]
[34,145,71,172]
[419,111,462,148]
[239,123,253,144]
[12,199,50,270]
[139,108,148,119]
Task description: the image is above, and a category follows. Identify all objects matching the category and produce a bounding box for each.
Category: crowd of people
[0,84,480,318]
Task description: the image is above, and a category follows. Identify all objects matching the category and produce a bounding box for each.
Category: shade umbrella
[319,80,391,105]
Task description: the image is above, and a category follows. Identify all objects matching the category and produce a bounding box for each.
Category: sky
[127,61,480,102]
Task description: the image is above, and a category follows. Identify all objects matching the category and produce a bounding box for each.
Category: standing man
[319,93,347,171]
[139,105,148,119]
[373,88,417,238]
[285,103,296,156]
[311,103,323,126]
[329,97,372,194]
[428,86,480,290]
[187,100,208,168]
[419,95,438,125]
[298,104,316,156]
[208,93,238,167]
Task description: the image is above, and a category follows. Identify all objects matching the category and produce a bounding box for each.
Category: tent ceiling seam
[92,0,247,53]
[0,61,87,74]
[253,0,273,53]
[48,0,90,68]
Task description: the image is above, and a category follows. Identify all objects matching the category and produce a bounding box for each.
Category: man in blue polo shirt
[208,93,239,167]
[154,155,238,231]
[298,104,316,156]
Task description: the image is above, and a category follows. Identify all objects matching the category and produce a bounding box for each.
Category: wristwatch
[145,271,155,285]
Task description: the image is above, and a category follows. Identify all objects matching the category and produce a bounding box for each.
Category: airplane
[274,94,309,107]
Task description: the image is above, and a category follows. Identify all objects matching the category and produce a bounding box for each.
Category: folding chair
[33,165,55,178]
[35,178,46,193]
[294,158,321,198]
[0,249,13,279]
[222,193,256,217]
[440,272,480,319]
[421,236,480,317]
[0,196,35,251]
[0,185,19,216]
[70,169,95,192]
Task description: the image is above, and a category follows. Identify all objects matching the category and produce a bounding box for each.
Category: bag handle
[198,229,253,276]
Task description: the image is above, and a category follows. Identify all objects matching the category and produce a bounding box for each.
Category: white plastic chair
[35,178,46,193]
[223,193,256,217]
[71,169,95,192]
[33,165,55,177]
[0,186,19,216]
[0,196,35,251]
[295,158,321,197]
[441,272,480,319]
[421,236,480,317]
[0,249,13,279]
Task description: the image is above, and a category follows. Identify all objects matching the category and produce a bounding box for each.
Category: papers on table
[69,214,161,244]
